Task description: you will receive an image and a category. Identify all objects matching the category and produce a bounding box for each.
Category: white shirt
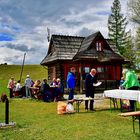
[15,83,22,91]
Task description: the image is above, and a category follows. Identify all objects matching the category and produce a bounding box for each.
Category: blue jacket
[66,72,75,89]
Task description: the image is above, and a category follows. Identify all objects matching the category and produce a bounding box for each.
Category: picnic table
[119,111,140,133]
[104,89,140,111]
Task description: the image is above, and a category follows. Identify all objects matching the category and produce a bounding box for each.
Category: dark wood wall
[47,61,122,93]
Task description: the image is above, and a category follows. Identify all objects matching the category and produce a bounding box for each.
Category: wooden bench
[119,111,140,133]
[70,97,104,113]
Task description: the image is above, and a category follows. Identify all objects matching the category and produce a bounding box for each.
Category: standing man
[66,67,76,100]
[85,68,97,111]
[25,75,32,97]
[121,69,140,111]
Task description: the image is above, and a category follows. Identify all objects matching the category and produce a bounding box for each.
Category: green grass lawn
[0,65,47,96]
[0,99,140,140]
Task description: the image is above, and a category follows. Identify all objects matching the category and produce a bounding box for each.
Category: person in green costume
[121,69,140,111]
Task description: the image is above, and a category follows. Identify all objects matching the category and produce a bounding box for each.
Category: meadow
[0,65,47,96]
[0,65,140,140]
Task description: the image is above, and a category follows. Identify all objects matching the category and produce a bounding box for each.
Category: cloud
[0,0,129,64]
[78,27,95,37]
[1,43,35,52]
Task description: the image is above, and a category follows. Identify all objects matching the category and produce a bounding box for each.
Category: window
[96,41,103,51]
[97,66,104,79]
[84,67,90,73]
[97,67,104,73]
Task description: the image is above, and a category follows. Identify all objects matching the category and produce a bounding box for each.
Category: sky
[0,0,129,64]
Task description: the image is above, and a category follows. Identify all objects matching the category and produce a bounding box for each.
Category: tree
[128,0,140,69]
[108,0,128,55]
[128,0,140,24]
[134,27,140,69]
[123,30,136,69]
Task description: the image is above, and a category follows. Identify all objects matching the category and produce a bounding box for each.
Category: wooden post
[5,98,9,124]
[19,53,26,82]
[79,63,83,93]
[104,64,107,90]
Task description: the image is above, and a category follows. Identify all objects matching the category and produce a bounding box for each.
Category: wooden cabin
[40,31,125,93]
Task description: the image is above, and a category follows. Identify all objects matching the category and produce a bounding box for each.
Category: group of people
[66,66,140,112]
[66,67,97,111]
[7,75,34,98]
[7,75,64,102]
[7,66,140,111]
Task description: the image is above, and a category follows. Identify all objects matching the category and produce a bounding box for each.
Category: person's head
[90,68,97,76]
[52,78,56,82]
[26,75,30,78]
[122,69,128,75]
[43,79,47,83]
[11,77,14,80]
[35,80,41,85]
[57,78,61,82]
[121,77,124,80]
[17,80,20,83]
[70,67,76,74]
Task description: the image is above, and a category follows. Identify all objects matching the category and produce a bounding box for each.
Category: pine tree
[134,27,140,68]
[128,0,140,25]
[128,0,140,69]
[123,30,136,68]
[108,0,128,55]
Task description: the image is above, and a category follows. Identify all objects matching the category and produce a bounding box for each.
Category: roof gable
[73,32,124,62]
[79,31,112,52]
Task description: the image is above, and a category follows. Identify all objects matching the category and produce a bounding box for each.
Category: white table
[104,89,140,103]
[104,89,140,111]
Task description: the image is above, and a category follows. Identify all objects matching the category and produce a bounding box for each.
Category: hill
[0,65,48,96]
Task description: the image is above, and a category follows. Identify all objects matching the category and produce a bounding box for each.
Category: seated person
[32,80,41,98]
[119,77,125,89]
[40,79,52,102]
[14,80,22,97]
[50,78,64,102]
[50,78,58,87]
[56,78,64,100]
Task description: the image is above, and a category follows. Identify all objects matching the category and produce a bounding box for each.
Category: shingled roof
[41,31,124,65]
[41,34,84,65]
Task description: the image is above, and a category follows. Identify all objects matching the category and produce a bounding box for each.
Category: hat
[26,75,30,78]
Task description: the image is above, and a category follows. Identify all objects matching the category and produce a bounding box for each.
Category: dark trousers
[85,91,94,110]
[9,88,13,98]
[128,86,139,111]
[68,88,74,100]
[43,91,51,102]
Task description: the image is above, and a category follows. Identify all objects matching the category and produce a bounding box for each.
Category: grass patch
[0,99,140,140]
